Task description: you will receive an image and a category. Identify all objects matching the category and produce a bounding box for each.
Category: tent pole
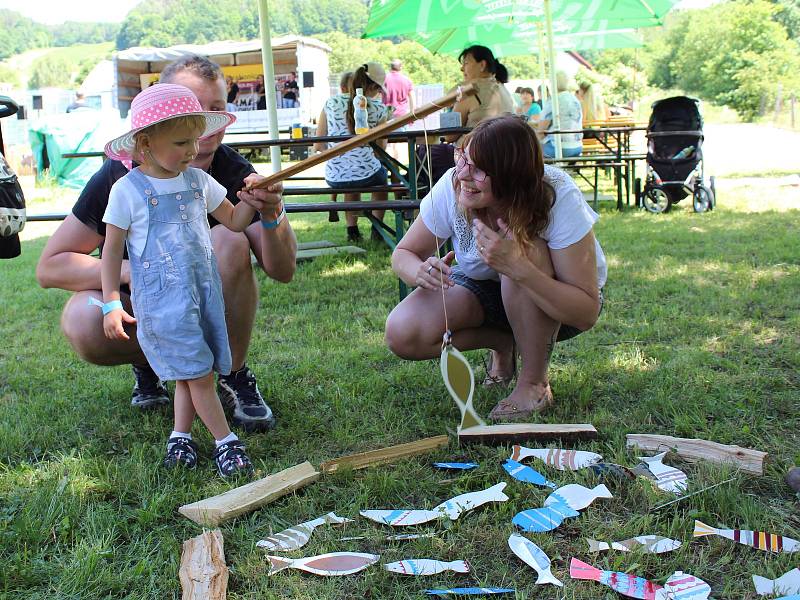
[537,22,547,102]
[544,0,562,159]
[257,0,282,173]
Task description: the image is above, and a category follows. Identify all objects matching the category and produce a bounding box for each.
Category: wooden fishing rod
[246,83,476,190]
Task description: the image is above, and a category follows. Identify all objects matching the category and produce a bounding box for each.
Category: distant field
[0,42,114,88]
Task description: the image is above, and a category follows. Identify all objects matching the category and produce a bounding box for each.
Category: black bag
[0,151,25,259]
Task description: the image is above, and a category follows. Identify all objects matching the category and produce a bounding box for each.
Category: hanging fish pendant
[511,445,602,470]
[637,452,688,494]
[587,535,682,554]
[433,482,509,519]
[502,458,558,489]
[256,512,353,551]
[570,557,663,599]
[266,552,379,576]
[693,520,800,552]
[654,571,712,599]
[752,567,800,595]
[385,558,470,576]
[440,336,485,431]
[507,533,562,587]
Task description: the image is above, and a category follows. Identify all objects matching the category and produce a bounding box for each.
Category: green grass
[1,182,799,599]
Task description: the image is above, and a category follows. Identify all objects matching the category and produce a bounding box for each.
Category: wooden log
[178,461,320,526]
[179,529,228,600]
[625,434,767,476]
[458,423,599,445]
[320,435,449,474]
[247,84,476,190]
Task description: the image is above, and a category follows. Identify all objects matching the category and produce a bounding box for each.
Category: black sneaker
[346,226,362,242]
[217,365,276,432]
[213,440,254,478]
[131,365,170,409]
[163,436,199,469]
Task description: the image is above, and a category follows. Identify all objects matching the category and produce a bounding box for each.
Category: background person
[226,75,239,110]
[282,72,300,108]
[537,71,583,158]
[383,58,414,121]
[515,87,542,122]
[385,115,605,420]
[36,55,297,433]
[577,81,610,124]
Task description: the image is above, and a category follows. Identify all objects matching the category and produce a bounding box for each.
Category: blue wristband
[89,297,124,315]
[261,207,286,230]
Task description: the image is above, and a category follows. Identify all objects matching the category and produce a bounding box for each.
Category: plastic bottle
[291,122,303,139]
[353,87,369,134]
[672,145,695,160]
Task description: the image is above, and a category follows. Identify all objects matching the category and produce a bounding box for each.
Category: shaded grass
[1,182,799,599]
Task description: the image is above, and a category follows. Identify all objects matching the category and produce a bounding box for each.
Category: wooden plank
[178,461,320,526]
[321,435,449,474]
[297,240,336,250]
[625,434,767,476]
[297,245,366,262]
[247,84,477,190]
[179,529,228,600]
[458,424,598,445]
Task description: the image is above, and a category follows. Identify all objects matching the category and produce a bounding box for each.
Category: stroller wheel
[693,185,713,213]
[643,187,671,214]
[709,176,716,210]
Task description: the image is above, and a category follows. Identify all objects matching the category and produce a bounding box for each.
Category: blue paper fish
[433,462,479,470]
[503,458,558,488]
[512,502,579,533]
[425,588,515,596]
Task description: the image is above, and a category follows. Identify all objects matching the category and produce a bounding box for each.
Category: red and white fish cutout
[544,483,613,511]
[570,557,663,599]
[256,512,353,551]
[753,567,800,596]
[511,445,602,471]
[385,559,470,576]
[588,535,682,554]
[637,452,688,494]
[440,337,486,432]
[266,552,379,576]
[508,533,563,587]
[693,520,800,552]
[654,571,711,599]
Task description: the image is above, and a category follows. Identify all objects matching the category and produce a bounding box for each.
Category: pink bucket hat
[104,83,236,162]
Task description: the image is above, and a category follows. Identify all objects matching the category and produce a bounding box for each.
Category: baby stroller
[0,95,26,259]
[635,96,715,214]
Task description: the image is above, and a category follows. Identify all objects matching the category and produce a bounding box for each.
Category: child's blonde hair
[133,115,206,163]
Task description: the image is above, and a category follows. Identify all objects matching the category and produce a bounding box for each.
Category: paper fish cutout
[508,533,563,587]
[588,535,682,554]
[638,452,688,494]
[256,512,353,551]
[590,462,638,481]
[433,462,479,470]
[266,552,379,576]
[512,503,580,533]
[753,567,800,596]
[544,483,613,511]
[503,458,558,489]
[511,445,602,470]
[385,559,470,576]
[361,483,508,526]
[425,588,515,597]
[654,571,712,600]
[441,341,486,431]
[340,533,436,542]
[570,557,663,599]
[774,597,800,600]
[693,520,800,552]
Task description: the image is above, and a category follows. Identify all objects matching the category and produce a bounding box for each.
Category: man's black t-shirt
[283,79,299,101]
[72,144,256,236]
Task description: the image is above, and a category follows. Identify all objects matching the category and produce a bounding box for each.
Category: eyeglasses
[454,148,488,182]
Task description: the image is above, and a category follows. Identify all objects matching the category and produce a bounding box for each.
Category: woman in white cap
[99,83,269,478]
[314,62,389,242]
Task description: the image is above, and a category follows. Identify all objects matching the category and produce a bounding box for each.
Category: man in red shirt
[383,59,414,120]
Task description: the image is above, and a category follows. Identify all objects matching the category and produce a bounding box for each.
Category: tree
[28,55,73,89]
[0,10,51,60]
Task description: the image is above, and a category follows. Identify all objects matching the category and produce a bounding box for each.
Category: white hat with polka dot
[104,83,236,162]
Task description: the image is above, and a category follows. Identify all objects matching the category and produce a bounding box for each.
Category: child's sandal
[163,436,199,469]
[213,440,254,478]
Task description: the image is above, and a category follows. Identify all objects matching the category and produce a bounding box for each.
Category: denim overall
[126,167,232,381]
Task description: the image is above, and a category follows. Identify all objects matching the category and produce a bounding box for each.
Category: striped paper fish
[570,557,663,599]
[587,535,682,554]
[512,503,580,533]
[433,482,509,520]
[638,452,688,494]
[433,462,479,470]
[425,588,515,596]
[256,512,353,551]
[544,483,613,511]
[503,458,558,489]
[655,571,711,600]
[340,532,437,542]
[385,559,470,576]
[753,567,800,596]
[693,520,800,552]
[266,552,379,576]
[359,508,443,527]
[508,533,563,587]
[511,445,602,470]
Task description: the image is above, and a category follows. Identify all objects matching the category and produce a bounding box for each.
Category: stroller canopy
[648,96,703,134]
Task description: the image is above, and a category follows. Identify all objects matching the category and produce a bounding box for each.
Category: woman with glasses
[386,115,606,420]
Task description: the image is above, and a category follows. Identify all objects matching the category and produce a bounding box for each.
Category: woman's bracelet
[261,206,286,230]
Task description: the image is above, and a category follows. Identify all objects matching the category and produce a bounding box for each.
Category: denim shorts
[449,265,603,342]
[327,167,387,189]
[542,140,582,158]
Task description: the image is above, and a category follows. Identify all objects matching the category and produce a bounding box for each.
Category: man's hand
[238,175,284,220]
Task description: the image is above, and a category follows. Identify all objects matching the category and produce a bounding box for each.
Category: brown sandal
[488,383,554,421]
[482,345,517,387]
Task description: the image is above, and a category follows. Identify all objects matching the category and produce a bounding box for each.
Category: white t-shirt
[420,165,607,288]
[103,168,227,257]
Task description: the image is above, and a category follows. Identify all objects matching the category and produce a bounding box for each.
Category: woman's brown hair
[456,114,553,247]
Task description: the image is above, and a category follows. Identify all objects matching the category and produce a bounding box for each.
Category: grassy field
[1,179,799,599]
